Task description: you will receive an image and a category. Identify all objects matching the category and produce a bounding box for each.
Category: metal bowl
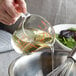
[8,48,69,76]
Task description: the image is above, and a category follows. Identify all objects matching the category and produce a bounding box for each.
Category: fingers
[2,1,19,18]
[0,0,21,25]
[0,19,11,25]
[16,0,27,13]
[0,9,18,25]
[0,14,12,25]
[0,0,26,25]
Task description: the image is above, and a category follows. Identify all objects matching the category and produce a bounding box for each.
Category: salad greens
[56,28,76,49]
[56,34,76,49]
[68,28,76,31]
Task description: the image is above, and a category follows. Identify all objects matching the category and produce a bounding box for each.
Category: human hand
[0,0,27,25]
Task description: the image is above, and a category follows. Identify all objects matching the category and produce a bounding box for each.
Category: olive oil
[12,28,53,54]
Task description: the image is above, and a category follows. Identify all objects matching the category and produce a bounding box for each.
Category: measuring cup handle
[21,12,31,18]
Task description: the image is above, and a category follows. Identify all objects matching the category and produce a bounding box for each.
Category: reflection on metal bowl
[8,48,69,76]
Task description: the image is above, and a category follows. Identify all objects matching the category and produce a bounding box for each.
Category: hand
[0,0,27,25]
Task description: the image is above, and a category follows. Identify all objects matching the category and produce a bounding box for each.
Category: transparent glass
[11,13,55,54]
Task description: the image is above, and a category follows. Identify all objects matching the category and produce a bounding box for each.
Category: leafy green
[56,34,76,49]
[68,28,76,31]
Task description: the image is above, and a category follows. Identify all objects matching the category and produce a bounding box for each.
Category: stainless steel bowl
[8,48,69,76]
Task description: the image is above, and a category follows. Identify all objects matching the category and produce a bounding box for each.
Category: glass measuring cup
[11,13,55,54]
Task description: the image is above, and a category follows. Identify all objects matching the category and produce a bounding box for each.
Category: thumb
[16,0,27,13]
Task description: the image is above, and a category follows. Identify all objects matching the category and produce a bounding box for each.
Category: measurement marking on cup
[38,20,48,31]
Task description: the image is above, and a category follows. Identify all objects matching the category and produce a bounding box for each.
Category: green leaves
[56,34,76,49]
[68,28,76,31]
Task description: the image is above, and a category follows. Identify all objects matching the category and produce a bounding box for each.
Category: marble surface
[0,51,20,76]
